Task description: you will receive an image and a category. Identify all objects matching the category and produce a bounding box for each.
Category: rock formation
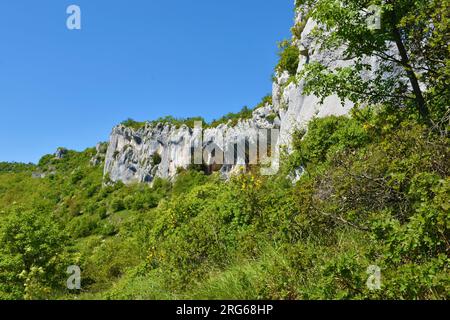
[103,2,391,184]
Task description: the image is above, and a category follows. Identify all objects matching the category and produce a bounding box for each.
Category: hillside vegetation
[0,0,448,300]
[0,106,448,300]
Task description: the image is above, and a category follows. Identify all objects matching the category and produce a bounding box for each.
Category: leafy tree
[0,209,70,299]
[298,0,449,123]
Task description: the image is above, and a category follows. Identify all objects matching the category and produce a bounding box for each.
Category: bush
[210,106,254,127]
[276,40,300,76]
[109,198,125,213]
[292,115,370,165]
[150,152,162,166]
[66,214,100,238]
[172,170,208,196]
[121,118,146,130]
[0,209,71,299]
[0,162,35,173]
[255,95,273,109]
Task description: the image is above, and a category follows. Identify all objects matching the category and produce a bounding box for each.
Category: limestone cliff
[103,107,277,183]
[102,2,390,184]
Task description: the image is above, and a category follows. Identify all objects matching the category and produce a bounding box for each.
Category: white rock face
[274,6,402,151]
[274,9,355,151]
[104,105,278,184]
[104,2,395,184]
[105,124,193,184]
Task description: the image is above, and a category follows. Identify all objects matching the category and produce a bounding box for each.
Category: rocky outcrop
[54,147,68,159]
[104,105,278,184]
[274,8,354,151]
[90,142,108,167]
[103,2,395,184]
[273,5,403,151]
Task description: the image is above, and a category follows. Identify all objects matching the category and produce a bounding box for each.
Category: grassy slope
[0,108,448,300]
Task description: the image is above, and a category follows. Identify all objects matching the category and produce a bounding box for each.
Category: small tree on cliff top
[298,0,449,124]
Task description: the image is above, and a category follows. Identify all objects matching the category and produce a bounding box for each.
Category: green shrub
[276,40,300,76]
[265,113,277,123]
[172,170,208,196]
[292,115,370,165]
[109,198,125,213]
[210,106,254,127]
[0,209,71,299]
[0,162,35,173]
[66,214,100,238]
[121,118,146,130]
[255,95,273,109]
[150,152,162,166]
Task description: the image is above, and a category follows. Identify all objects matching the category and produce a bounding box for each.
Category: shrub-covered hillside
[0,106,448,300]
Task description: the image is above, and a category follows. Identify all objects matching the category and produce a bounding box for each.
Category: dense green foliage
[0,162,35,173]
[276,40,300,76]
[209,95,274,127]
[0,105,448,300]
[121,116,207,130]
[298,0,450,124]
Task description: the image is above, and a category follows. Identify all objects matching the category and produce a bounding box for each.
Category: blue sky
[0,1,294,163]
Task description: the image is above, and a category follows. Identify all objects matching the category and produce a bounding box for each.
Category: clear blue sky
[0,1,294,163]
